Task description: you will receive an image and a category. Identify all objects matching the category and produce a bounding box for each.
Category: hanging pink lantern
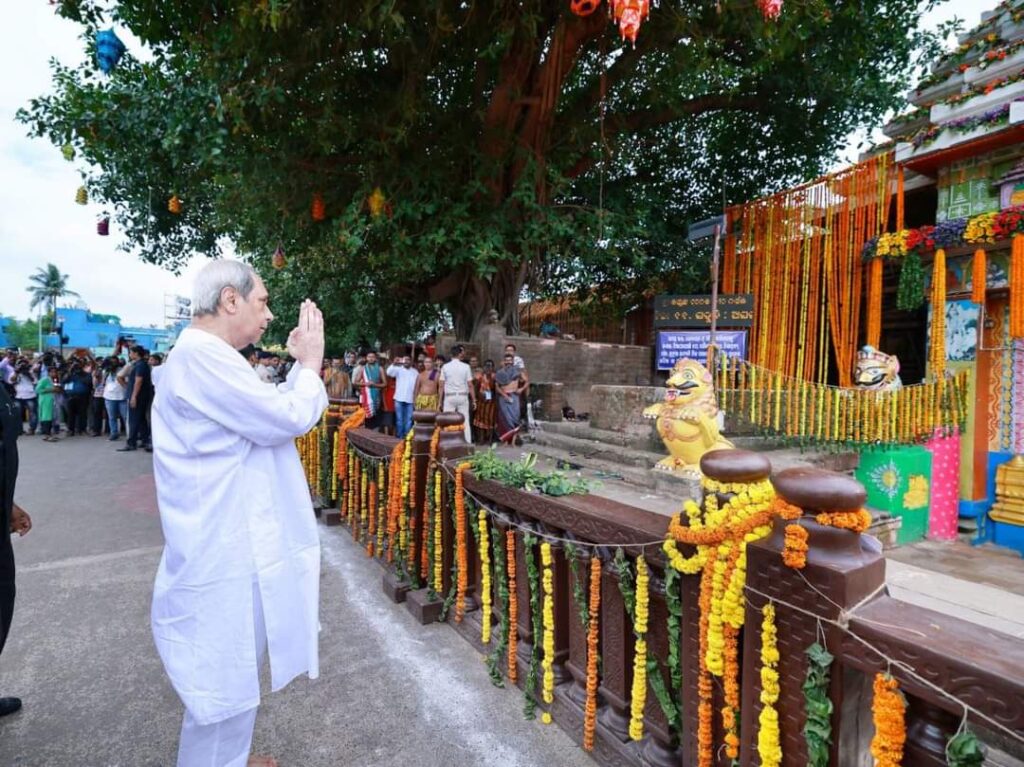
[97,216,110,236]
[609,0,649,44]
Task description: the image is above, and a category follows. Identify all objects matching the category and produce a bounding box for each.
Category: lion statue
[855,346,902,391]
[643,358,734,476]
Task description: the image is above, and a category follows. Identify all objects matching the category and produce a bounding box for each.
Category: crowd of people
[0,336,532,451]
[0,345,158,451]
[314,341,531,445]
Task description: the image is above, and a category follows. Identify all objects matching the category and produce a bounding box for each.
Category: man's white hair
[191,260,259,318]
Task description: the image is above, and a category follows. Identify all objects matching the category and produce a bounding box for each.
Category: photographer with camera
[61,359,93,437]
[12,360,37,436]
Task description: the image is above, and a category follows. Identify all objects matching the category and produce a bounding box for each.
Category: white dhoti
[177,580,267,767]
[443,393,472,442]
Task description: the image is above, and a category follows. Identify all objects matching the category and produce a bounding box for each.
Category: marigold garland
[972,248,987,305]
[376,461,386,557]
[929,248,947,380]
[582,555,601,752]
[479,509,492,644]
[506,531,518,684]
[1012,234,1024,339]
[871,673,907,767]
[628,555,650,741]
[404,432,417,579]
[540,542,556,724]
[782,523,809,569]
[433,471,444,592]
[386,441,405,562]
[757,603,782,767]
[366,480,377,557]
[454,462,471,622]
[815,509,872,533]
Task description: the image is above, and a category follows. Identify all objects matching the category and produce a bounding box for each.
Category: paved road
[0,433,595,767]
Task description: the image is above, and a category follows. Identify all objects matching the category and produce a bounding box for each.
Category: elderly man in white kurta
[151,260,327,767]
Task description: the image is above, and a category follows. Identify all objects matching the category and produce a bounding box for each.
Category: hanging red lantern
[97,216,110,236]
[570,0,601,16]
[757,0,783,20]
[272,245,287,270]
[609,0,649,45]
[168,194,182,215]
[311,193,326,221]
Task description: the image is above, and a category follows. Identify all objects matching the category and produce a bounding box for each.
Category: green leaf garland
[897,251,926,311]
[565,541,590,629]
[523,533,542,720]
[946,731,986,767]
[802,642,834,767]
[486,524,509,689]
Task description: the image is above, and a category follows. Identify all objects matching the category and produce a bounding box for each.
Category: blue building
[43,307,178,355]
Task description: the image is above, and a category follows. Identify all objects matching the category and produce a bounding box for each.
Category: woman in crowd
[472,360,497,445]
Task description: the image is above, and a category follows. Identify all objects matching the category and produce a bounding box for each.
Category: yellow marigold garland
[376,461,386,557]
[366,479,377,557]
[506,531,519,684]
[540,542,556,724]
[433,471,444,592]
[479,509,492,644]
[871,673,907,767]
[454,462,471,622]
[628,554,650,741]
[582,555,601,752]
[782,523,809,569]
[757,603,782,767]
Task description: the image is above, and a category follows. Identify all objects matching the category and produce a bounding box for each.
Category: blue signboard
[656,330,747,371]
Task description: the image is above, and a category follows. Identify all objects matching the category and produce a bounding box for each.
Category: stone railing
[327,412,1024,767]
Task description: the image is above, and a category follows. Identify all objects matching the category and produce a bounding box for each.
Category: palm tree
[26,263,79,330]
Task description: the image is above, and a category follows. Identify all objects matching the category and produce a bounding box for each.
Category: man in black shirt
[118,346,153,452]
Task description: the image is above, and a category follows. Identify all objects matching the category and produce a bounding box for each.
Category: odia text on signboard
[653,294,754,328]
[656,330,747,371]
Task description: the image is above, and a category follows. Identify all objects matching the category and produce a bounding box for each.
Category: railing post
[598,558,633,743]
[740,467,885,767]
[436,412,475,620]
[640,566,682,767]
[905,695,961,765]
[405,411,442,624]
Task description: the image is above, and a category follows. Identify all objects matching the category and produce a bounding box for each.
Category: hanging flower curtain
[722,152,897,387]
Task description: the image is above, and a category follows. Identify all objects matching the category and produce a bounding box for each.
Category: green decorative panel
[856,445,933,544]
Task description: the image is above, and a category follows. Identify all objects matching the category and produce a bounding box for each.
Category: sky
[0,0,983,327]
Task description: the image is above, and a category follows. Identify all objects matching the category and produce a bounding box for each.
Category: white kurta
[150,327,328,725]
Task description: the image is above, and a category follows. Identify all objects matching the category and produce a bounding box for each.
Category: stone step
[523,438,701,498]
[532,425,665,469]
[540,418,793,454]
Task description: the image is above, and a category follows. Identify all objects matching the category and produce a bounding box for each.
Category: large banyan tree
[22,0,944,345]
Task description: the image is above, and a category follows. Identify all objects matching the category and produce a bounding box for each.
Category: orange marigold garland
[870,673,907,767]
[867,256,883,349]
[582,555,601,752]
[782,523,809,569]
[815,509,872,533]
[972,248,987,305]
[1012,234,1024,338]
[386,441,405,562]
[454,461,471,622]
[506,530,519,684]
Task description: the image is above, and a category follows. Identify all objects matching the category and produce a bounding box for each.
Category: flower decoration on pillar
[95,29,126,74]
[168,194,182,215]
[272,245,287,270]
[608,0,649,45]
[311,192,326,222]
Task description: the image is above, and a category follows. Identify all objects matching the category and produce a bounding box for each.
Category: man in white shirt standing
[386,355,419,439]
[150,259,327,767]
[439,344,476,443]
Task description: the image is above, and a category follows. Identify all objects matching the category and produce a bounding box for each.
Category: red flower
[959,64,970,73]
